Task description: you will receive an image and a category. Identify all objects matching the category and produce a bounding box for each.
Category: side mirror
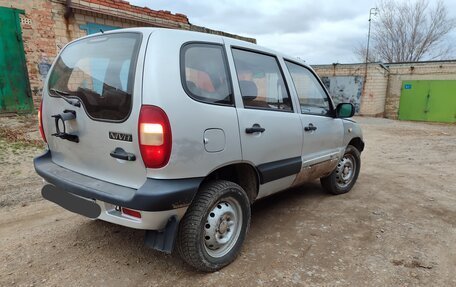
[336,103,355,118]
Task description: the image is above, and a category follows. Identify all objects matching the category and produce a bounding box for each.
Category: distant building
[313,61,456,123]
[0,0,255,113]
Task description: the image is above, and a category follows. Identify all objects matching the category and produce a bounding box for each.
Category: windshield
[48,33,141,121]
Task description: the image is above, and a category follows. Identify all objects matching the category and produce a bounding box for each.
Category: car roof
[75,27,310,69]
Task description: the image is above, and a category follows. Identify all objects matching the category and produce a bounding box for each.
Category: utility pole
[362,7,378,97]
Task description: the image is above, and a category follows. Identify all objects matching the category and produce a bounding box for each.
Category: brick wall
[384,61,456,119]
[51,3,145,49]
[312,63,389,117]
[73,0,189,24]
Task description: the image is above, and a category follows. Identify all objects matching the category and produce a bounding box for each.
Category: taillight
[38,98,47,143]
[138,105,172,168]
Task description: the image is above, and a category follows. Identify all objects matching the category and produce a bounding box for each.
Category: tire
[177,180,251,272]
[320,145,361,195]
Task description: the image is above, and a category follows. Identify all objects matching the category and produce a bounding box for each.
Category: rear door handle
[245,124,265,134]
[110,147,136,161]
[304,123,317,132]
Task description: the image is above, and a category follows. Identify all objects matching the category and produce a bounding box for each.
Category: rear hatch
[42,32,146,189]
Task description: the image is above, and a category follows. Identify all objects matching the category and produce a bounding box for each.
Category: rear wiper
[50,88,81,107]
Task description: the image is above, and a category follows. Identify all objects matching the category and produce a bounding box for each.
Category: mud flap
[144,215,178,254]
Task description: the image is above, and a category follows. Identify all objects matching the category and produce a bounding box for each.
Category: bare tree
[356,0,456,63]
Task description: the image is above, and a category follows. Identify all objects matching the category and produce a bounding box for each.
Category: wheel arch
[199,162,260,204]
[348,137,364,152]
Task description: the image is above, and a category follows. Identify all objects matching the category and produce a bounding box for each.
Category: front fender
[342,119,364,151]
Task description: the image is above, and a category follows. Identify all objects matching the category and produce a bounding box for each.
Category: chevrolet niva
[34,28,364,272]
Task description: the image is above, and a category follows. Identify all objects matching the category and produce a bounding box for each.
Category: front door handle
[245,124,265,134]
[110,147,136,161]
[304,123,317,132]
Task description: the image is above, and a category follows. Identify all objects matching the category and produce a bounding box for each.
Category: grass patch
[0,123,45,148]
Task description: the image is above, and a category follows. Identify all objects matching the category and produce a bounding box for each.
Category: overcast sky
[128,0,456,64]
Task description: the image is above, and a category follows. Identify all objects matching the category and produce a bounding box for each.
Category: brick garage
[312,63,389,117]
[384,61,456,119]
[0,0,254,112]
[313,61,456,120]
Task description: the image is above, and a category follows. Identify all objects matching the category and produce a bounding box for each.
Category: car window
[48,33,141,121]
[88,58,109,95]
[182,43,232,105]
[232,49,292,112]
[285,61,330,116]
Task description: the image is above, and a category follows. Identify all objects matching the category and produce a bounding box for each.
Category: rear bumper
[34,150,203,229]
[42,183,187,230]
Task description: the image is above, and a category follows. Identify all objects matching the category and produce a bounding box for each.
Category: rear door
[284,61,343,166]
[229,48,303,187]
[42,32,146,188]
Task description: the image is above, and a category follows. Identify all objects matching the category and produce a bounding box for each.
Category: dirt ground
[0,116,455,286]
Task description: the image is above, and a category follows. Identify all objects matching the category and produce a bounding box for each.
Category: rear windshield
[48,33,141,121]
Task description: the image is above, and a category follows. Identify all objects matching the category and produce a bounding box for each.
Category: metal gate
[321,76,363,114]
[399,80,456,123]
[0,7,33,113]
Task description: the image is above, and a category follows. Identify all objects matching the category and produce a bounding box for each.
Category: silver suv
[34,28,364,271]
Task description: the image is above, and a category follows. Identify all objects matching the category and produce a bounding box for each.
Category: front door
[0,7,33,113]
[284,61,343,166]
[230,48,303,190]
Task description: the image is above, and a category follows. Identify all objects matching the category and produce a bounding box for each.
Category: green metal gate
[0,7,33,113]
[399,80,456,123]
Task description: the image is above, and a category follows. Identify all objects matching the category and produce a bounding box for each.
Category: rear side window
[48,33,141,121]
[181,43,233,105]
[231,48,292,112]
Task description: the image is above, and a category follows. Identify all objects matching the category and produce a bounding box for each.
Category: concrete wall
[384,61,456,119]
[312,63,389,117]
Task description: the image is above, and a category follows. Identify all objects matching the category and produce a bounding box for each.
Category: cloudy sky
[128,0,456,64]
